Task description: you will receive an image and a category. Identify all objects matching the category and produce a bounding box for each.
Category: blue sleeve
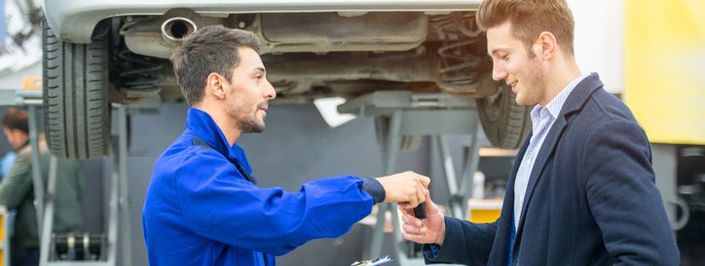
[582,120,679,265]
[423,217,497,265]
[361,177,385,204]
[0,152,16,178]
[174,149,374,256]
[428,244,440,257]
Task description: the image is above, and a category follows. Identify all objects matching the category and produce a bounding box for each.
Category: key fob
[414,204,427,219]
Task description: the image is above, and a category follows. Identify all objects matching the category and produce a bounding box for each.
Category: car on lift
[42,0,530,159]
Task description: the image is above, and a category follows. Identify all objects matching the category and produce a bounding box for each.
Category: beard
[237,102,268,133]
[238,117,265,133]
[516,59,546,106]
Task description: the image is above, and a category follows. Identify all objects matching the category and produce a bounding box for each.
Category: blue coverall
[143,108,383,266]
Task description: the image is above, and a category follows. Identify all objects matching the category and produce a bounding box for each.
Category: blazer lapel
[493,133,532,266]
[512,116,568,252]
[512,73,604,247]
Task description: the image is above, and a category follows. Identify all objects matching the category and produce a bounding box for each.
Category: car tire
[43,18,111,159]
[476,84,531,149]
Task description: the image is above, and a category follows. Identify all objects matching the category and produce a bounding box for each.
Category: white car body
[41,0,530,159]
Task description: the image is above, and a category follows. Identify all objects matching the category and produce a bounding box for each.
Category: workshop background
[0,0,703,265]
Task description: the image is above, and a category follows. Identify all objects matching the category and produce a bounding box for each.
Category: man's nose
[264,80,276,100]
[492,63,507,81]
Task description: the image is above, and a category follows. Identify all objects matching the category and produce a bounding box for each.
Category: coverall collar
[183,107,252,174]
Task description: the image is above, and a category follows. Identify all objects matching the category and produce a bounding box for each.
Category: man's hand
[375,171,430,209]
[400,193,446,245]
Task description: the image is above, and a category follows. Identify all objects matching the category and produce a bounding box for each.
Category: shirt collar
[531,72,592,121]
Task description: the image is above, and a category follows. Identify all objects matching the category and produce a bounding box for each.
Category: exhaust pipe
[161,17,198,44]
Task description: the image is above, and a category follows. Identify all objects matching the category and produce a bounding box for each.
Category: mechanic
[142,25,431,266]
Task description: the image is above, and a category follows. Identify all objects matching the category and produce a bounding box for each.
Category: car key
[414,203,426,228]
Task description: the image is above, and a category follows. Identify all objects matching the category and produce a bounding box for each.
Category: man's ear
[206,73,226,100]
[535,31,557,59]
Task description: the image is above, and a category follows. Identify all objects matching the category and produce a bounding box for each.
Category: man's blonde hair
[476,0,575,56]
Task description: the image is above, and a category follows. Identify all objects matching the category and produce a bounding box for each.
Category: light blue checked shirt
[512,72,591,231]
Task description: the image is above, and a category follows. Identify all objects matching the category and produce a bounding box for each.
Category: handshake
[375,171,430,209]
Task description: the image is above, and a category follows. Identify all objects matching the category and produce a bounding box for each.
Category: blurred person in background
[0,107,83,266]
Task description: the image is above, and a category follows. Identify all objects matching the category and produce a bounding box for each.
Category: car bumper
[43,0,481,43]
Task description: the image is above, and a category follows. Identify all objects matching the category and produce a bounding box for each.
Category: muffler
[161,17,198,45]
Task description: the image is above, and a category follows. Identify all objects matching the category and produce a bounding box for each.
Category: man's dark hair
[476,0,575,56]
[171,25,261,105]
[2,107,29,134]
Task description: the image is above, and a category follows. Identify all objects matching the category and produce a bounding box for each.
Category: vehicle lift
[2,88,479,266]
[0,88,132,266]
[339,91,482,266]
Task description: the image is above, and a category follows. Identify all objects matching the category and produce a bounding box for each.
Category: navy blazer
[425,74,679,265]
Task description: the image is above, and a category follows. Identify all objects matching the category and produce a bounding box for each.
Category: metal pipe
[116,105,133,266]
[28,106,45,238]
[161,17,198,45]
[39,156,58,266]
